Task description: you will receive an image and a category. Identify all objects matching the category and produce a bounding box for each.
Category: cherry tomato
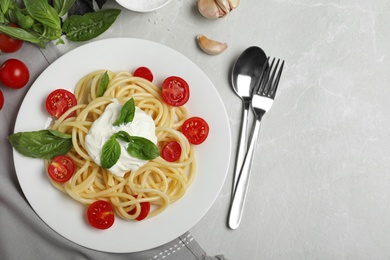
[161,76,190,106]
[47,155,75,183]
[161,141,182,162]
[46,89,77,118]
[182,117,209,145]
[0,24,23,53]
[0,59,29,89]
[128,195,151,221]
[0,89,4,110]
[87,200,115,230]
[134,66,153,82]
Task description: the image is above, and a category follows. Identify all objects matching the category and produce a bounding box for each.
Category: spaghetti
[47,70,196,220]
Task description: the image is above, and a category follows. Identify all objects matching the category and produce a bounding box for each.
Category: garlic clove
[216,0,240,13]
[229,0,240,9]
[198,0,227,19]
[215,0,230,14]
[196,34,228,55]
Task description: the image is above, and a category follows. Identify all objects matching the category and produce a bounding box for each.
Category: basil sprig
[0,0,120,47]
[100,131,160,169]
[101,99,159,169]
[8,130,72,159]
[113,98,135,126]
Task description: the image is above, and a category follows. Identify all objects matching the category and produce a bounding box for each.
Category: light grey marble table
[20,0,390,259]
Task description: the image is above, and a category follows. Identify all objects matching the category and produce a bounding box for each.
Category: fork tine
[269,60,284,98]
[261,58,276,96]
[257,57,271,95]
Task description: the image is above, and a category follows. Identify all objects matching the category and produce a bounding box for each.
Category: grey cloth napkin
[0,42,225,260]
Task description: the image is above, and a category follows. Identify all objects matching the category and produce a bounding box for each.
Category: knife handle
[228,119,261,229]
[232,100,251,194]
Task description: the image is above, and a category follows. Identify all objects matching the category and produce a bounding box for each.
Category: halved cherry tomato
[128,195,151,221]
[47,155,75,183]
[45,89,77,118]
[0,24,23,53]
[182,117,209,145]
[87,200,115,230]
[161,141,182,162]
[134,66,153,82]
[0,59,29,89]
[161,76,190,106]
[0,90,4,111]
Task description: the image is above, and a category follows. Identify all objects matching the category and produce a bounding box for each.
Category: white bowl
[116,0,171,12]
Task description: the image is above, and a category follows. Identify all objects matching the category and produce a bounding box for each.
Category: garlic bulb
[198,0,240,19]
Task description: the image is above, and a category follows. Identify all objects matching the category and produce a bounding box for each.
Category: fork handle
[232,100,251,195]
[228,119,261,229]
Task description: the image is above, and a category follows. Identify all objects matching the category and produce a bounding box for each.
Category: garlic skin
[197,34,228,55]
[198,0,225,19]
[198,0,240,19]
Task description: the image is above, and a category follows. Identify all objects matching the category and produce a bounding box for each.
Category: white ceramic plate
[115,0,171,12]
[13,38,231,253]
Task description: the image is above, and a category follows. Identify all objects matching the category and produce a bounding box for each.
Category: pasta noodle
[47,70,196,220]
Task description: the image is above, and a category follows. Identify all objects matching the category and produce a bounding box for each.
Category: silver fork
[228,57,284,229]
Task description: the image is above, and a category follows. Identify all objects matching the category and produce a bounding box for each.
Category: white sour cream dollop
[85,99,157,177]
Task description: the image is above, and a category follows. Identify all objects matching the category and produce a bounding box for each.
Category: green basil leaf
[31,22,44,35]
[126,136,160,160]
[0,0,10,14]
[41,25,62,40]
[0,24,42,45]
[115,130,132,143]
[113,98,135,126]
[4,8,15,23]
[101,135,120,169]
[48,129,72,139]
[7,130,73,159]
[52,0,76,17]
[23,0,61,29]
[15,10,34,30]
[62,9,120,42]
[55,37,65,45]
[97,71,109,97]
[0,13,6,24]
